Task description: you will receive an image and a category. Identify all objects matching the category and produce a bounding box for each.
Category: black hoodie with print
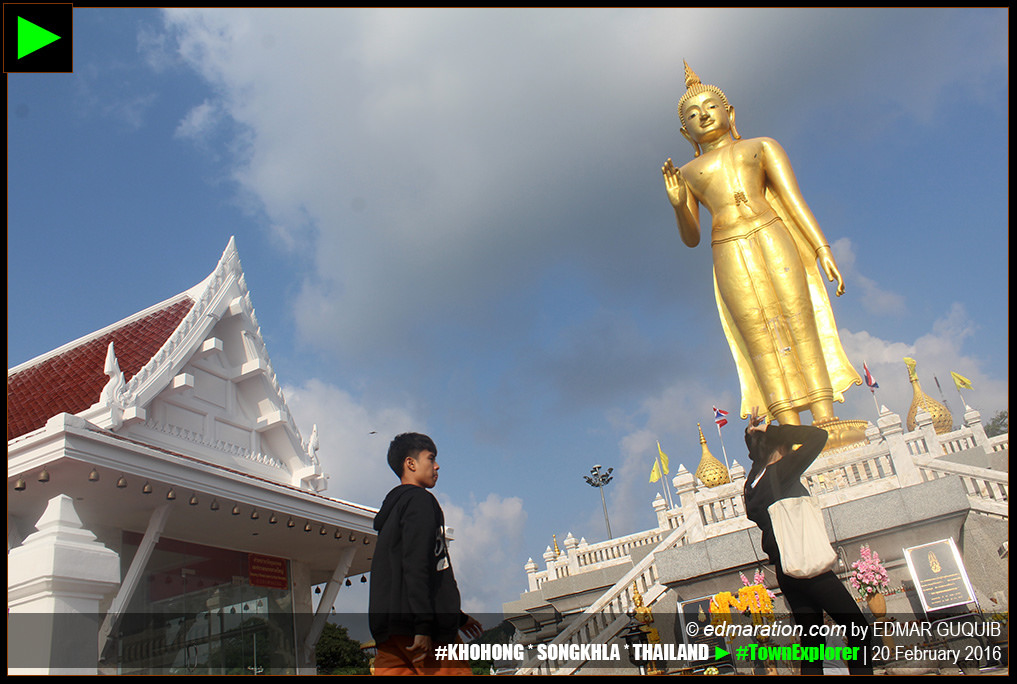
[368,484,466,644]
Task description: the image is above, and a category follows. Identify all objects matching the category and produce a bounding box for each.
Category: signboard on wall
[676,595,734,671]
[249,553,289,590]
[903,538,976,613]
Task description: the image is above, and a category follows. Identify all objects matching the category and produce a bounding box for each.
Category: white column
[962,406,988,446]
[290,559,316,675]
[8,494,120,675]
[525,558,539,592]
[563,533,580,572]
[303,546,356,669]
[879,406,922,486]
[652,494,669,529]
[673,466,705,542]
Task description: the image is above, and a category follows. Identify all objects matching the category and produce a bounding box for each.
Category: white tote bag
[767,496,837,579]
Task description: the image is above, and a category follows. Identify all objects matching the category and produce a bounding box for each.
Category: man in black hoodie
[369,432,482,675]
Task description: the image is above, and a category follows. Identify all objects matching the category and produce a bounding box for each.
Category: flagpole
[951,372,974,410]
[863,362,881,420]
[659,451,674,509]
[715,421,730,470]
[934,376,952,419]
[712,407,731,470]
[658,452,673,509]
[655,442,674,509]
[654,453,671,506]
[955,385,968,411]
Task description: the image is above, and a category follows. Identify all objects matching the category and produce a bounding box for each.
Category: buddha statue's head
[678,62,740,155]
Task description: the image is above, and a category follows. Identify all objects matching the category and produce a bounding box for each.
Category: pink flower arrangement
[849,545,890,598]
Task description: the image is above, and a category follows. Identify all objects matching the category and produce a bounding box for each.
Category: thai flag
[713,406,729,428]
[863,362,879,390]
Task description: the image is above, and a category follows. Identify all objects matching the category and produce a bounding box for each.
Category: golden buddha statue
[662,63,862,441]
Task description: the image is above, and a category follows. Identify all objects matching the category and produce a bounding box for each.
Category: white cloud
[605,380,741,538]
[155,9,1007,381]
[283,379,425,505]
[831,238,906,317]
[153,9,1007,585]
[73,60,159,130]
[609,428,667,537]
[103,92,159,130]
[283,378,528,615]
[137,23,177,73]
[438,492,528,614]
[153,9,857,359]
[175,100,223,141]
[838,304,1006,424]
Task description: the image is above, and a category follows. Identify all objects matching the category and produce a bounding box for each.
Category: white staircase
[515,519,691,675]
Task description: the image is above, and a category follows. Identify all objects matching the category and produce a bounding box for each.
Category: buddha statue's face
[680,90,733,144]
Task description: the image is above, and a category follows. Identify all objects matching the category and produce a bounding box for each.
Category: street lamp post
[584,465,614,539]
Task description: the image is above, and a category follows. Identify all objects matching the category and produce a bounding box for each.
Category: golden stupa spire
[695,423,731,487]
[552,534,561,557]
[904,357,953,434]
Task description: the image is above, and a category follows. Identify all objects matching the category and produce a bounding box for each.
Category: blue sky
[7,8,1009,618]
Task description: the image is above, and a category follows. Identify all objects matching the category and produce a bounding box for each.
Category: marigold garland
[710,585,774,625]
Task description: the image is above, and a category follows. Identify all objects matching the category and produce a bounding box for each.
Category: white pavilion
[8,238,376,675]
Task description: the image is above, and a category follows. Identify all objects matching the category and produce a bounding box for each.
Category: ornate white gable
[84,238,325,492]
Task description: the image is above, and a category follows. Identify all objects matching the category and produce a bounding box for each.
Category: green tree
[315,623,370,675]
[984,410,1008,437]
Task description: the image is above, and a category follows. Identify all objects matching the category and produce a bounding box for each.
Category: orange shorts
[373,635,472,676]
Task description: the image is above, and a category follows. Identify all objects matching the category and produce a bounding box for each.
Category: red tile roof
[7,297,194,441]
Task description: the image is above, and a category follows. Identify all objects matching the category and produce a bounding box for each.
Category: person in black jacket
[369,433,482,675]
[742,408,872,675]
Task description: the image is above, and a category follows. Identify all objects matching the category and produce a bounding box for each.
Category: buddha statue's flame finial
[683,60,700,90]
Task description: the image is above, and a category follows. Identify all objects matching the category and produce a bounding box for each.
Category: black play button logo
[4,4,73,73]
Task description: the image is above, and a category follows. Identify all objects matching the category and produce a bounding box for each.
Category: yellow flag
[951,371,973,390]
[657,441,670,475]
[649,461,661,483]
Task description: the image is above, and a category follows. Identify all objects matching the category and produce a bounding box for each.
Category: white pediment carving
[97,238,326,492]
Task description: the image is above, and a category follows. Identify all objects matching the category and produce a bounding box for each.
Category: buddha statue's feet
[814,416,868,452]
